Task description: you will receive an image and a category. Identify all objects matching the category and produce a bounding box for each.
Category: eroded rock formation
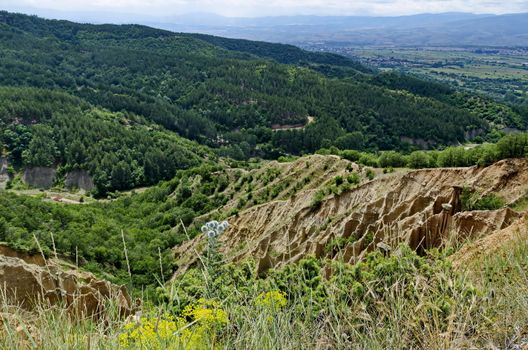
[65,170,94,191]
[0,245,132,319]
[174,158,528,274]
[22,167,56,189]
[450,212,528,268]
[0,157,9,189]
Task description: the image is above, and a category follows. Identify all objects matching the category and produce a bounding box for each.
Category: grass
[350,47,528,101]
[1,207,527,350]
[511,192,528,212]
[2,234,527,349]
[0,297,124,349]
[462,228,528,347]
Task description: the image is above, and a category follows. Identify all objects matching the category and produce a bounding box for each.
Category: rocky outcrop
[65,170,94,191]
[0,157,7,173]
[22,167,56,189]
[0,245,46,266]
[0,246,133,319]
[464,128,485,140]
[452,208,520,241]
[174,158,528,274]
[400,136,434,149]
[450,213,528,268]
[0,157,9,189]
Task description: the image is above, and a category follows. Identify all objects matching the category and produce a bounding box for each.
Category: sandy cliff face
[65,170,94,191]
[0,245,133,319]
[22,167,56,189]
[450,212,528,268]
[174,158,528,274]
[0,157,9,189]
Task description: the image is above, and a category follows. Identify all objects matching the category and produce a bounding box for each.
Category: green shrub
[310,190,325,209]
[358,153,379,167]
[340,150,361,162]
[363,231,375,246]
[324,235,358,254]
[496,133,528,159]
[438,146,470,167]
[278,155,298,163]
[407,151,433,168]
[346,172,361,185]
[461,188,505,211]
[378,151,406,168]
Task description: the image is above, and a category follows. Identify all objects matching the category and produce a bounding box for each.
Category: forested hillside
[1,11,528,349]
[0,11,525,195]
[0,163,233,286]
[0,87,210,194]
[182,33,372,73]
[2,131,527,288]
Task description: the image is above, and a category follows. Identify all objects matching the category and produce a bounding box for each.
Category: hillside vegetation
[1,11,523,167]
[1,133,528,290]
[1,198,528,349]
[0,86,210,195]
[0,11,528,350]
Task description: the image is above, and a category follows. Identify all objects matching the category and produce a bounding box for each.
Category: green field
[345,47,528,104]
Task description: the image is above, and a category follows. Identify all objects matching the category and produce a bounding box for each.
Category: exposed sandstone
[174,158,528,274]
[0,244,46,266]
[65,170,94,191]
[22,167,56,189]
[450,213,528,268]
[0,246,132,319]
[0,157,9,189]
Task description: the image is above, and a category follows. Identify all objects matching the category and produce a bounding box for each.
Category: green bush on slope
[156,244,486,349]
[3,237,527,349]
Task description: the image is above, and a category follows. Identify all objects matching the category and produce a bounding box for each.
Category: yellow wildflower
[182,298,229,326]
[255,291,288,309]
[119,299,228,349]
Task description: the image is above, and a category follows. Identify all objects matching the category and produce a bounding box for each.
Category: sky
[2,0,528,19]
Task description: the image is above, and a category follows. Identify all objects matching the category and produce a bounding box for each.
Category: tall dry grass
[1,235,527,349]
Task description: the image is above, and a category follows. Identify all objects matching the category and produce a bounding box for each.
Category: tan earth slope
[174,158,528,274]
[450,212,528,268]
[0,245,133,319]
[217,154,359,214]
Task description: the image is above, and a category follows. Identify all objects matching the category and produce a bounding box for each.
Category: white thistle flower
[202,220,229,239]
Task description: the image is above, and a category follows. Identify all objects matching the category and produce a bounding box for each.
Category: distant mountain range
[4,8,527,47]
[144,12,528,47]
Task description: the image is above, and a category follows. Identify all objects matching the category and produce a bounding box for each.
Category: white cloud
[2,0,527,17]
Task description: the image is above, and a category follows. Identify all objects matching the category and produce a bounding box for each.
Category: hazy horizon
[2,0,528,24]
